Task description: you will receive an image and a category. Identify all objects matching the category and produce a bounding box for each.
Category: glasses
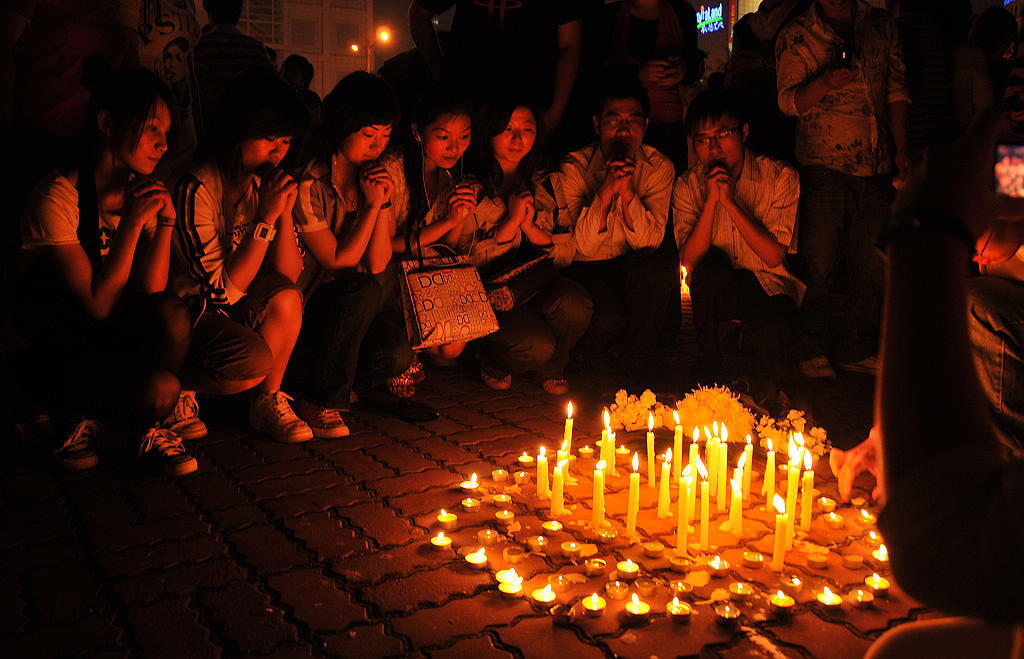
[693,126,741,147]
[600,115,645,129]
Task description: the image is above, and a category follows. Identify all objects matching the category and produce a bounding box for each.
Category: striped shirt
[672,151,805,304]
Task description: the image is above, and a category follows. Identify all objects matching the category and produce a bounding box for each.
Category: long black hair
[472,97,545,198]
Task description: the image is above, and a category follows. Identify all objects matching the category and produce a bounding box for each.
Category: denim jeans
[967,276,1024,457]
[797,166,892,361]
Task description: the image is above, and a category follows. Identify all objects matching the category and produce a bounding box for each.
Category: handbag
[483,253,558,312]
[398,245,499,350]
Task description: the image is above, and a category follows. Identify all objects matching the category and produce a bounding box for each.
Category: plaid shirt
[673,151,806,304]
[776,0,909,176]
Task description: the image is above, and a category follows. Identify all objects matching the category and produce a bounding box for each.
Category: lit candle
[537,447,549,499]
[764,438,776,512]
[563,402,574,455]
[491,468,508,482]
[824,512,844,529]
[865,572,890,596]
[460,472,479,492]
[599,409,612,473]
[865,530,883,547]
[465,547,487,568]
[495,509,515,526]
[625,593,650,620]
[550,460,565,516]
[430,531,452,549]
[728,473,743,536]
[513,470,529,485]
[817,586,842,609]
[436,509,457,530]
[676,466,692,555]
[771,495,787,571]
[689,426,699,480]
[680,265,690,296]
[518,452,534,466]
[742,436,753,501]
[646,412,656,488]
[859,509,878,526]
[582,592,606,617]
[697,456,710,549]
[626,453,640,537]
[592,460,606,527]
[477,529,498,545]
[541,520,563,533]
[770,589,795,614]
[667,596,692,623]
[800,451,814,531]
[493,493,512,509]
[785,436,800,549]
[742,551,764,568]
[729,582,754,601]
[560,540,581,561]
[706,427,718,497]
[616,558,639,581]
[495,568,521,584]
[531,584,556,605]
[672,411,683,484]
[847,587,874,609]
[708,554,730,577]
[578,445,593,459]
[527,535,548,553]
[658,448,673,518]
[818,496,836,513]
[461,497,480,513]
[499,579,523,598]
[716,440,728,512]
[872,544,889,565]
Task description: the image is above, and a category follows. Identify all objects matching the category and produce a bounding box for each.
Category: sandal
[542,378,569,396]
[481,367,512,391]
[408,354,426,384]
[386,369,416,398]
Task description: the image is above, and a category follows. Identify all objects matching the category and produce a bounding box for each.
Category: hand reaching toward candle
[829,426,884,504]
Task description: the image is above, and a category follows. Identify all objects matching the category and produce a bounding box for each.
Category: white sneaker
[800,356,837,379]
[57,419,102,470]
[138,426,198,476]
[162,390,208,440]
[250,390,314,443]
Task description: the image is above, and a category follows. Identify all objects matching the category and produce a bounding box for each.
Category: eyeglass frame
[691,124,744,147]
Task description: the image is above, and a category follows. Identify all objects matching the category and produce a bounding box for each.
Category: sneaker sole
[162,456,198,476]
[250,421,314,443]
[61,453,99,470]
[169,423,209,441]
[310,425,350,439]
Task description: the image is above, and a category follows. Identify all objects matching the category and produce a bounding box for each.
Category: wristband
[883,205,975,251]
[157,220,176,228]
[252,222,277,243]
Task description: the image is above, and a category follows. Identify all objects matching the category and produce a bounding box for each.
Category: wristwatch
[252,222,277,243]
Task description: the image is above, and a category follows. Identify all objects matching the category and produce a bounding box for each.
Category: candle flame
[539,446,546,458]
[767,438,774,452]
[672,596,681,607]
[773,494,786,514]
[792,576,801,585]
[731,478,740,495]
[738,452,748,469]
[722,425,728,443]
[795,432,804,447]
[596,460,607,471]
[603,408,610,429]
[777,590,785,599]
[673,410,680,426]
[823,586,835,597]
[436,531,446,540]
[746,434,752,445]
[861,509,871,520]
[590,593,600,606]
[648,412,654,431]
[567,401,573,418]
[788,434,797,457]
[469,473,478,485]
[869,531,878,541]
[631,593,640,606]
[681,265,688,279]
[872,572,881,582]
[507,568,520,580]
[632,453,639,471]
[558,459,568,468]
[542,584,553,596]
[803,451,813,471]
[682,464,692,478]
[520,452,529,460]
[878,544,888,559]
[695,456,708,480]
[665,448,672,465]
[560,439,568,453]
[440,509,448,516]
[710,555,722,567]
[625,559,635,569]
[713,420,719,436]
[468,547,486,560]
[704,426,712,442]
[692,426,699,443]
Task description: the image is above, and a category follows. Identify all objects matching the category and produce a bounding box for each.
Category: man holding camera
[776,0,910,379]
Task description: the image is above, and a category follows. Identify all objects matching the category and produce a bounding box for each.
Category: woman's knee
[149,292,192,344]
[135,368,181,420]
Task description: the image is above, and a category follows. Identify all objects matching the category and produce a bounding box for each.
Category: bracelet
[883,205,976,251]
[157,221,176,228]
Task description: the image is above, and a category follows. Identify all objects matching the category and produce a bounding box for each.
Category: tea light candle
[779,573,803,594]
[667,597,692,623]
[605,580,630,600]
[713,600,741,625]
[643,541,665,558]
[841,554,864,570]
[669,579,694,599]
[742,551,764,569]
[541,520,563,534]
[576,443,594,460]
[495,509,515,526]
[584,558,607,577]
[865,530,883,547]
[527,535,548,553]
[858,509,878,525]
[514,470,529,485]
[818,496,836,513]
[669,555,692,573]
[708,555,730,577]
[872,543,889,563]
[824,512,844,529]
[495,568,521,584]
[499,581,523,598]
[806,552,829,569]
[635,577,659,596]
[547,574,571,593]
[461,497,480,513]
[476,529,499,545]
[430,531,452,549]
[560,541,581,561]
[502,546,525,563]
[817,586,842,609]
[518,452,534,466]
[625,593,650,620]
[460,472,479,493]
[492,468,509,483]
[865,572,890,596]
[493,493,512,509]
[531,584,556,604]
[436,509,458,530]
[616,559,639,581]
[616,445,630,459]
[847,587,875,609]
[729,581,755,601]
[582,592,606,617]
[770,589,795,614]
[465,547,487,568]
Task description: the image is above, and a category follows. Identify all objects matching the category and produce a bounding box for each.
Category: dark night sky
[374,0,455,67]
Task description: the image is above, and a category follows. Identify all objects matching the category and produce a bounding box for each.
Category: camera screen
[995,144,1024,197]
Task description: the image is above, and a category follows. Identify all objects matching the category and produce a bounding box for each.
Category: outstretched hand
[829,426,884,504]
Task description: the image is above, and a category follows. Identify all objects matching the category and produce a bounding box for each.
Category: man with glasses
[556,77,676,377]
[673,90,803,408]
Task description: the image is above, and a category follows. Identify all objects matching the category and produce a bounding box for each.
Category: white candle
[600,409,611,468]
[696,457,710,549]
[658,449,673,518]
[551,460,565,516]
[785,436,800,545]
[716,441,728,511]
[771,495,787,571]
[646,412,656,488]
[563,402,574,455]
[626,453,640,537]
[593,460,606,527]
[742,436,753,501]
[689,426,699,478]
[677,467,692,555]
[800,451,814,531]
[764,439,776,512]
[728,471,743,536]
[537,446,549,499]
[607,430,617,475]
[672,411,682,484]
[707,433,718,497]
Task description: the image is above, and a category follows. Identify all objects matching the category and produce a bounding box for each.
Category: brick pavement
[1,353,920,658]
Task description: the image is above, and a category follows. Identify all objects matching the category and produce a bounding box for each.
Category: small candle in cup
[858,509,878,525]
[616,559,639,581]
[582,592,606,617]
[498,580,523,598]
[495,568,521,584]
[770,589,796,614]
[491,468,509,482]
[823,512,844,529]
[584,558,607,577]
[625,593,651,620]
[495,509,515,526]
[708,555,730,577]
[667,596,692,623]
[476,529,499,545]
[779,573,803,594]
[806,552,829,569]
[578,445,594,459]
[502,546,525,563]
[669,555,693,573]
[605,580,630,600]
[461,497,480,513]
[531,584,556,604]
[847,587,875,609]
[669,579,694,600]
[643,541,665,558]
[595,527,618,543]
[436,509,457,530]
[865,572,890,596]
[742,551,764,569]
[547,574,571,593]
[492,493,512,509]
[817,496,836,513]
[465,547,487,568]
[841,554,864,570]
[527,535,548,554]
[817,586,842,609]
[713,601,741,626]
[865,530,883,547]
[514,470,529,485]
[560,541,581,561]
[518,452,534,466]
[872,544,889,564]
[430,531,452,549]
[729,581,755,601]
[460,473,479,492]
[635,577,659,596]
[541,520,563,533]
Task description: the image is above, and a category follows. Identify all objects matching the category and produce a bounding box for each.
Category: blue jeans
[797,166,891,361]
[967,276,1024,457]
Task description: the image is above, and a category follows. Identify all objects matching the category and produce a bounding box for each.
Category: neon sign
[697,4,725,35]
